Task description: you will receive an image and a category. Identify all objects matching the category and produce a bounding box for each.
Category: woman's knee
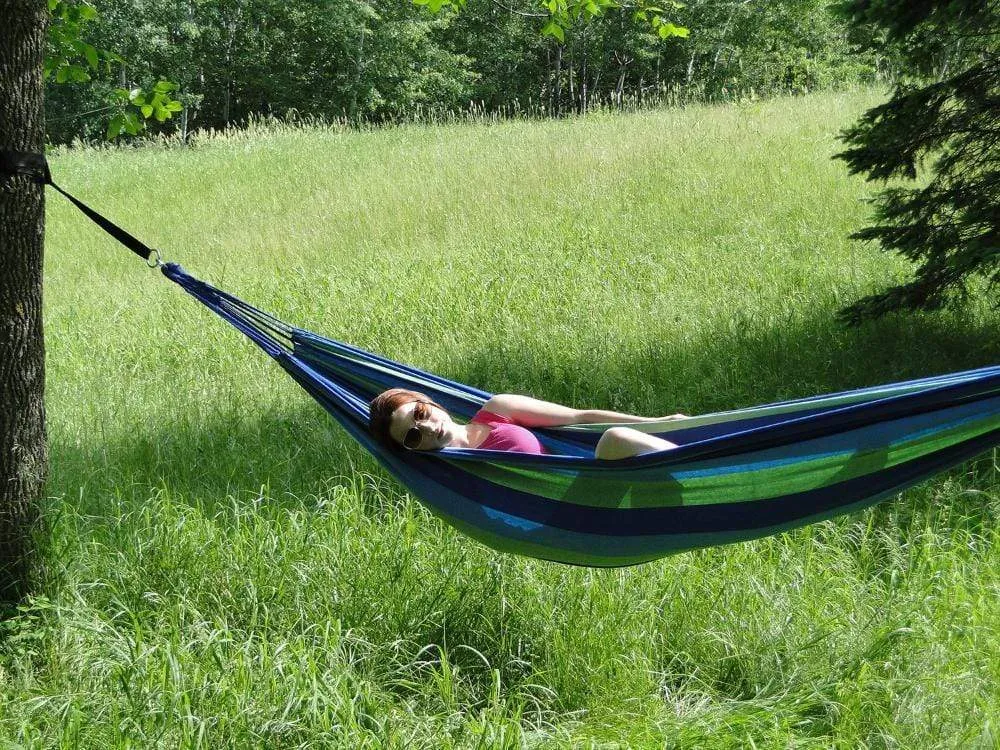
[594,428,620,459]
[601,427,632,442]
[596,426,675,460]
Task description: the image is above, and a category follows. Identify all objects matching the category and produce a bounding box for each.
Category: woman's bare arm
[483,394,685,428]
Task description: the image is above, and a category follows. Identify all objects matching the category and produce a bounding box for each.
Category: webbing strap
[0,150,50,184]
[1,149,161,266]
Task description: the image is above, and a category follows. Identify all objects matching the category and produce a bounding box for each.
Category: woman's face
[388,400,454,451]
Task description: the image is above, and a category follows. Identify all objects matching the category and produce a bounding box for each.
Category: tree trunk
[567,41,575,109]
[615,67,627,106]
[222,0,245,128]
[545,46,552,115]
[0,0,47,605]
[554,44,563,116]
[349,22,366,124]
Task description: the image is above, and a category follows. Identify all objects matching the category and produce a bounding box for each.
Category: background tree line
[46,0,890,144]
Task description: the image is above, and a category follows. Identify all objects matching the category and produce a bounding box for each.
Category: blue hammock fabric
[161,263,1000,567]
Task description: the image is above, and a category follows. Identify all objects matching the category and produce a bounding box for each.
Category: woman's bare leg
[594,426,678,460]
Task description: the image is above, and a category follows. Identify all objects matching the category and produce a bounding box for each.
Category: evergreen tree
[834,0,999,322]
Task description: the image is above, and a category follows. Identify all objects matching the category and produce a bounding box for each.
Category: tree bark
[567,40,574,108]
[0,0,47,605]
[554,43,563,116]
[349,22,366,124]
[222,0,245,128]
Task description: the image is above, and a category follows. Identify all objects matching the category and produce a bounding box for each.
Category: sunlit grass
[1,89,997,748]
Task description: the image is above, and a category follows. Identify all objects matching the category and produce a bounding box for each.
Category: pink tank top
[469,410,547,454]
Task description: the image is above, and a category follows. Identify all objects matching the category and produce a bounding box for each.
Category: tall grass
[1,89,997,748]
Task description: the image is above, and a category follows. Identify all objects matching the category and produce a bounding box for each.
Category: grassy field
[1,89,998,748]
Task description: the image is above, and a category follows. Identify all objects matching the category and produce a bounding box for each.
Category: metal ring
[146,248,163,268]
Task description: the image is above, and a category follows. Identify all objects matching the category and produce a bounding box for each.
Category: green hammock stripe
[454,411,998,509]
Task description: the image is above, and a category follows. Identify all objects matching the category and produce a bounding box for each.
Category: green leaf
[124,112,141,134]
[152,80,177,93]
[55,66,68,84]
[140,104,153,118]
[541,20,564,42]
[656,21,688,38]
[165,101,183,112]
[84,43,98,70]
[107,115,123,140]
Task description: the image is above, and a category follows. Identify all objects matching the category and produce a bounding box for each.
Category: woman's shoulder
[480,394,527,419]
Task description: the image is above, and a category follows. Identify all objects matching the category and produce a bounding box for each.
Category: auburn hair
[369,388,445,448]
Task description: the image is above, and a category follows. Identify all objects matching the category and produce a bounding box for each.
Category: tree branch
[490,0,546,18]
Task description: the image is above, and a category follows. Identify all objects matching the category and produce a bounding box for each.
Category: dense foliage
[46,0,882,144]
[834,0,999,321]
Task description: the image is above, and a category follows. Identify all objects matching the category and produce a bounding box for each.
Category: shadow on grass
[48,401,379,518]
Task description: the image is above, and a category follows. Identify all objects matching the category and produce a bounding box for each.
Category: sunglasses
[403,401,434,449]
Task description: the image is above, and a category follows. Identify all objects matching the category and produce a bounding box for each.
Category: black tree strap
[1,149,162,266]
[0,150,50,184]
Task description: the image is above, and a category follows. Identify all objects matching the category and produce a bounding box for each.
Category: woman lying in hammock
[370,388,686,459]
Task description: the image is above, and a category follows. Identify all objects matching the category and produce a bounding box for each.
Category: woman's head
[369,388,453,451]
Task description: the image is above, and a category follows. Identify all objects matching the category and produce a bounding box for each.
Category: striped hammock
[163,263,1000,567]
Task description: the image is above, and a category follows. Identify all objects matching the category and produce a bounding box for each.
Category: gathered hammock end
[9,151,1000,567]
